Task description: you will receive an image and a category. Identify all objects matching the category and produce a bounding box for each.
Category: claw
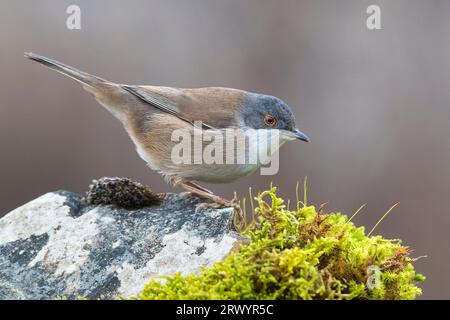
[198,201,243,224]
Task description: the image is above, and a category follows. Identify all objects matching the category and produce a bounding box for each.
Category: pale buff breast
[124,113,287,183]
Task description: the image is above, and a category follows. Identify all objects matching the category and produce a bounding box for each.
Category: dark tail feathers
[24,52,108,88]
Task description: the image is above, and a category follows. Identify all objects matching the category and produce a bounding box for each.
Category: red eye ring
[263,114,277,127]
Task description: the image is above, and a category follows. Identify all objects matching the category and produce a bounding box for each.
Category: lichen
[139,186,424,300]
[85,177,164,209]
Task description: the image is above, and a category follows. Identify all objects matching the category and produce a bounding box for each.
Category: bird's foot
[198,199,243,224]
[181,181,243,223]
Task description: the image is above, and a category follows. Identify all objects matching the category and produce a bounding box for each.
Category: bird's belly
[135,143,161,171]
[178,163,260,183]
[135,140,259,183]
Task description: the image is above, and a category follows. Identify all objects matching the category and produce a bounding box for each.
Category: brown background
[1,0,449,299]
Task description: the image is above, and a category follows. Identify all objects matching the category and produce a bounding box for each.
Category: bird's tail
[24,52,132,121]
[24,52,108,89]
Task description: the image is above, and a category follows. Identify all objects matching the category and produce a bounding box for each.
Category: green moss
[140,187,424,300]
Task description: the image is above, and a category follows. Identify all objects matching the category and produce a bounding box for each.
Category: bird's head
[240,93,310,142]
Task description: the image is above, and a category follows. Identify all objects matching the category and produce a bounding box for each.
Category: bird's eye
[263,114,277,127]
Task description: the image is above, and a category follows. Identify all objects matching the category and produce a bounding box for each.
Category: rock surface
[0,187,240,299]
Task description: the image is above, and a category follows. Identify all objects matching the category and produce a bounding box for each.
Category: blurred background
[0,0,449,299]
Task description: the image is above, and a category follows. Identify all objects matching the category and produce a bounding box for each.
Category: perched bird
[24,52,309,209]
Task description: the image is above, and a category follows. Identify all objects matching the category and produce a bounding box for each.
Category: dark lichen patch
[82,273,121,300]
[54,190,84,217]
[84,177,164,210]
[195,245,206,256]
[0,233,48,267]
[140,187,425,300]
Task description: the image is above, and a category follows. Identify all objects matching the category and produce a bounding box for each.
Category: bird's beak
[292,128,310,142]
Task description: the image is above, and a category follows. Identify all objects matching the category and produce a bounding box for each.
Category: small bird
[24,52,309,209]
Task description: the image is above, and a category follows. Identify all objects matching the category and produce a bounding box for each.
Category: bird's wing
[121,85,217,130]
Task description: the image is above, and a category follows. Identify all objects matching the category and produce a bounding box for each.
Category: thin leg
[184,181,213,194]
[180,182,231,206]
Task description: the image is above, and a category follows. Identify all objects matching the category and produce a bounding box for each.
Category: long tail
[24,52,108,89]
[24,52,131,121]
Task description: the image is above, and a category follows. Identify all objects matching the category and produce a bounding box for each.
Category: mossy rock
[140,187,424,300]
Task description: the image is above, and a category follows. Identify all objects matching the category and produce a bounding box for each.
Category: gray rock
[0,187,240,300]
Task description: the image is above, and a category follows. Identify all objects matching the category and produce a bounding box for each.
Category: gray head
[240,93,310,142]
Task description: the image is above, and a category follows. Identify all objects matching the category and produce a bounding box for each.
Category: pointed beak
[292,128,310,142]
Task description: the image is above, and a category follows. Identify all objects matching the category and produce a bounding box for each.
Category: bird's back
[136,86,248,128]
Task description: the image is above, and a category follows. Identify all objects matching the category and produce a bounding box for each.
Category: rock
[0,180,240,300]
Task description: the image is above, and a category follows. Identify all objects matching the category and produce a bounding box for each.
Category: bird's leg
[183,181,213,194]
[179,181,243,221]
[180,182,230,206]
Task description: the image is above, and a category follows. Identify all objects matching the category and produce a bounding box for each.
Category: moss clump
[85,177,164,209]
[140,187,424,300]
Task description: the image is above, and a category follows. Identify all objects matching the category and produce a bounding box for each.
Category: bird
[24,52,309,210]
